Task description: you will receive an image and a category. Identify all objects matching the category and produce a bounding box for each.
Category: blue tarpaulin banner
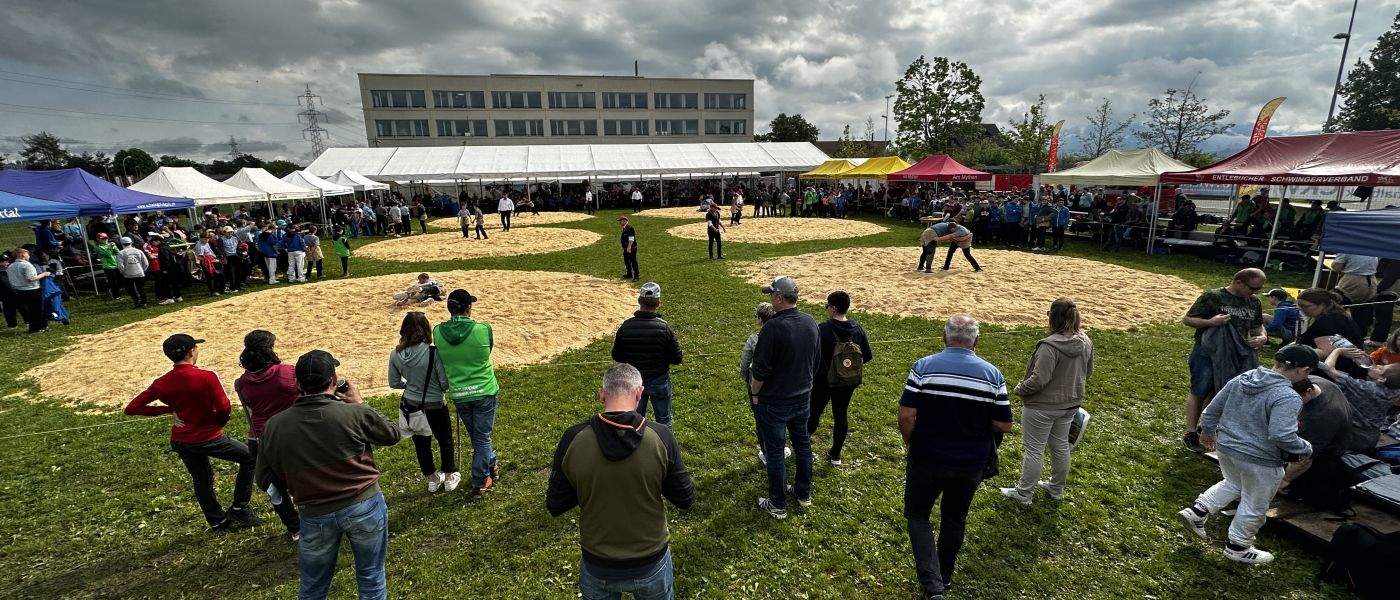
[0,189,81,222]
[1318,207,1400,260]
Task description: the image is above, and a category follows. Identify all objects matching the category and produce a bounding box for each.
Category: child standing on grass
[739,302,788,465]
[333,227,352,277]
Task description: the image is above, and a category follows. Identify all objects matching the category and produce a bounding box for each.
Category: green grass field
[0,209,1354,599]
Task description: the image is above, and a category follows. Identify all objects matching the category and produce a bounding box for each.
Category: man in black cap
[749,275,821,519]
[256,349,401,599]
[125,334,260,531]
[618,216,638,281]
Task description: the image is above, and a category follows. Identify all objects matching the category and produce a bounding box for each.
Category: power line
[0,69,300,107]
[0,102,299,126]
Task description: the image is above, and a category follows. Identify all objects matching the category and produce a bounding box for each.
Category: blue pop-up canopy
[0,189,81,222]
[0,168,194,216]
[1319,207,1400,261]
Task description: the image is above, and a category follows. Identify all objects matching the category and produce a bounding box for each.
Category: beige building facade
[357,73,755,147]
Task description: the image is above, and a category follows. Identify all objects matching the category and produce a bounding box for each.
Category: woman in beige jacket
[1000,298,1094,504]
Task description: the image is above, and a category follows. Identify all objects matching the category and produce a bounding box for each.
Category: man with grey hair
[898,313,1013,599]
[750,276,821,519]
[547,363,695,599]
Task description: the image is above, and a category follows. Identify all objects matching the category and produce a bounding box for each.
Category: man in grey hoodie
[1177,344,1316,565]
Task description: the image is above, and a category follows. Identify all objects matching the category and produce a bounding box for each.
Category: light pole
[882,94,894,144]
[1325,0,1358,132]
[121,156,135,181]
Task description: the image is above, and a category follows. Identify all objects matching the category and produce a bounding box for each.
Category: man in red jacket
[125,334,260,531]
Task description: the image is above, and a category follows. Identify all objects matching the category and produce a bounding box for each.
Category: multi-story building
[357,73,754,147]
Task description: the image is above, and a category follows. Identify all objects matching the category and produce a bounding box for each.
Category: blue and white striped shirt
[900,347,1012,471]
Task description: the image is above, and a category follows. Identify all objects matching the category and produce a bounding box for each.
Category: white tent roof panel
[1040,148,1197,187]
[224,167,321,201]
[327,170,390,191]
[282,171,354,196]
[129,166,267,206]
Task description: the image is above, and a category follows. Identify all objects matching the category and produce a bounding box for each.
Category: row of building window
[375,119,748,138]
[370,90,747,110]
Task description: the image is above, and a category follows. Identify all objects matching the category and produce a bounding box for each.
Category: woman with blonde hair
[1000,298,1094,504]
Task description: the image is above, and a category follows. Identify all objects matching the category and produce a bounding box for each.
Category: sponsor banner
[1248,97,1287,147]
[1046,120,1065,172]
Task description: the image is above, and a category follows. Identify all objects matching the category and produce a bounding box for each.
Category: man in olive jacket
[547,363,695,598]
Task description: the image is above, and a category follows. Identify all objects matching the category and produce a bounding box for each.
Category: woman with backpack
[388,312,458,493]
[1000,298,1094,505]
[807,290,873,466]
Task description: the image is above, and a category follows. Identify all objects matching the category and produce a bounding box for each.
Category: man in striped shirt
[898,314,1012,600]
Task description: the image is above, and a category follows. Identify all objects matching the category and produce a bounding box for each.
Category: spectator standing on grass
[899,314,1012,599]
[255,349,400,600]
[546,363,696,600]
[1177,344,1316,565]
[389,312,458,494]
[584,188,595,215]
[219,226,245,291]
[1181,268,1268,452]
[94,233,122,299]
[807,291,872,467]
[257,229,279,284]
[1050,200,1071,251]
[283,227,308,283]
[413,201,428,234]
[126,334,261,532]
[5,248,48,333]
[750,276,821,519]
[117,236,149,308]
[233,330,302,540]
[740,302,788,465]
[434,289,501,497]
[631,187,644,213]
[706,203,725,260]
[618,216,639,281]
[498,194,515,231]
[999,298,1093,505]
[0,253,16,329]
[304,226,324,279]
[611,282,684,427]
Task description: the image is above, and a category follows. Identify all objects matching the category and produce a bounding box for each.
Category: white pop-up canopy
[282,171,354,197]
[305,142,831,180]
[1039,148,1196,187]
[224,168,321,201]
[327,170,390,191]
[128,166,267,206]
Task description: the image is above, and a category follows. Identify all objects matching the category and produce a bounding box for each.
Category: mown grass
[0,209,1349,599]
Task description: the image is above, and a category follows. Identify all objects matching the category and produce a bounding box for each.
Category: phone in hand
[336,379,350,395]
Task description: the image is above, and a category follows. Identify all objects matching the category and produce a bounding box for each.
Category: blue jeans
[297,492,388,600]
[756,401,813,510]
[579,549,673,600]
[637,373,673,427]
[455,396,499,489]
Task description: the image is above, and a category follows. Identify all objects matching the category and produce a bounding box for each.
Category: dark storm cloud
[122,74,206,98]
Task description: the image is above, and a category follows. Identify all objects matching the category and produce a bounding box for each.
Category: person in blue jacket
[1263,289,1302,345]
[257,229,281,284]
[281,226,309,283]
[986,201,1003,245]
[1003,198,1024,247]
[1051,200,1072,250]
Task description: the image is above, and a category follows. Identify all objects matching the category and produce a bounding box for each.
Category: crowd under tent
[888,155,993,182]
[224,168,321,201]
[0,189,79,222]
[327,170,390,192]
[129,167,266,207]
[1039,148,1194,187]
[0,168,194,216]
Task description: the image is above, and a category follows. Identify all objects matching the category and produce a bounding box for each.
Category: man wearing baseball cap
[611,282,684,427]
[125,334,260,532]
[434,289,502,497]
[618,216,639,281]
[749,275,821,519]
[1178,344,1316,564]
[255,349,401,599]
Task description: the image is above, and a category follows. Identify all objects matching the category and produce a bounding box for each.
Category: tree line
[4,132,304,181]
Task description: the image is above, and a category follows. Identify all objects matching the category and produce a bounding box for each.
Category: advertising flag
[1248,97,1286,147]
[1046,120,1066,172]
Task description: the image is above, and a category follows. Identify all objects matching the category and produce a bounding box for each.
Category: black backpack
[1319,523,1400,598]
[826,325,864,387]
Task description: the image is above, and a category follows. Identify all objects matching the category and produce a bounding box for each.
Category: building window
[602,92,648,109]
[550,120,598,136]
[655,119,699,136]
[704,93,747,110]
[375,119,430,137]
[654,93,698,109]
[603,120,649,136]
[491,91,542,109]
[494,120,545,137]
[549,92,597,109]
[370,90,426,108]
[432,91,485,109]
[704,119,747,135]
[437,119,488,137]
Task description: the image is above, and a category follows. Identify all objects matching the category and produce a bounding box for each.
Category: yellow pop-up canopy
[837,156,912,178]
[799,159,858,180]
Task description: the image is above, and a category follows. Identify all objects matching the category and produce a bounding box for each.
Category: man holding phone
[1181,268,1268,452]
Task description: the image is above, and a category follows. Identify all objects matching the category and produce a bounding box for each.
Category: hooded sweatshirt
[1013,332,1094,411]
[433,315,499,403]
[387,342,449,408]
[1200,367,1312,467]
[234,363,298,439]
[546,411,695,577]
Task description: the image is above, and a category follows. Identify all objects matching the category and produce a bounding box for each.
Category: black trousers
[418,218,427,234]
[1352,293,1397,341]
[918,244,937,271]
[411,405,457,476]
[461,224,471,238]
[622,251,639,279]
[943,245,981,271]
[103,268,123,298]
[225,255,246,290]
[808,384,856,459]
[904,461,980,596]
[15,288,43,332]
[499,210,512,231]
[475,222,488,239]
[170,434,256,527]
[152,270,170,300]
[1002,225,1021,246]
[1051,226,1066,249]
[123,276,146,307]
[1033,227,1048,248]
[1,294,17,328]
[708,230,723,258]
[247,438,300,533]
[339,256,349,275]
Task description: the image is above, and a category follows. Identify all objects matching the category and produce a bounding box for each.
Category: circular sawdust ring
[27,270,639,406]
[355,229,600,262]
[634,206,711,219]
[667,217,887,244]
[732,247,1201,330]
[429,211,593,230]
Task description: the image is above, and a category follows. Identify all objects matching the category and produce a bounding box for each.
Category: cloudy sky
[2,0,1397,166]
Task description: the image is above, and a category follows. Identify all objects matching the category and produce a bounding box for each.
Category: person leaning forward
[1182,268,1267,453]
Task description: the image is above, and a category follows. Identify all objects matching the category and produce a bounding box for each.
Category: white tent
[305,142,830,180]
[326,170,390,192]
[1039,148,1196,187]
[224,168,321,201]
[128,166,267,206]
[282,171,354,197]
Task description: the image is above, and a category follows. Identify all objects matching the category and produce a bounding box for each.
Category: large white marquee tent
[224,168,321,201]
[129,167,267,206]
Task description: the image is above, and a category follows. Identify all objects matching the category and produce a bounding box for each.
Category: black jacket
[750,307,821,405]
[611,311,683,380]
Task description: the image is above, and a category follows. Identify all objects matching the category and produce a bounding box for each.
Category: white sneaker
[1177,507,1209,540]
[1036,481,1064,500]
[427,472,444,493]
[1224,544,1274,564]
[158,299,175,305]
[784,446,793,459]
[175,297,184,302]
[442,472,461,492]
[999,487,1032,505]
[786,484,812,508]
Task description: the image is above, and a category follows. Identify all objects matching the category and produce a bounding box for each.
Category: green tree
[19,131,71,170]
[65,151,113,177]
[1080,98,1135,157]
[753,113,820,142]
[1134,88,1232,159]
[1002,95,1054,173]
[833,124,866,158]
[892,56,985,159]
[158,154,202,168]
[1180,149,1219,169]
[262,159,303,178]
[1337,9,1400,131]
[114,148,157,179]
[947,134,1008,167]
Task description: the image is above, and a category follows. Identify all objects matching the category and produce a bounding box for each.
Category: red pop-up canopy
[887,154,993,182]
[1160,130,1400,186]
